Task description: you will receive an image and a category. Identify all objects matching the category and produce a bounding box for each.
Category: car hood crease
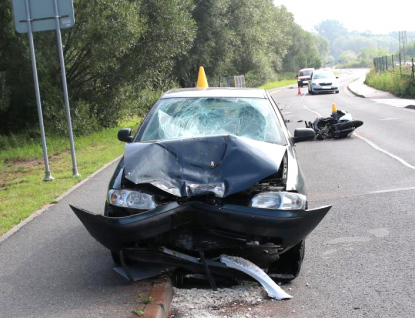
[123,135,287,197]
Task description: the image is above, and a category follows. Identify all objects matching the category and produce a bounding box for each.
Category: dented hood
[124,135,287,197]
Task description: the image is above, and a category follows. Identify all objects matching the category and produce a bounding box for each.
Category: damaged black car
[71,88,331,284]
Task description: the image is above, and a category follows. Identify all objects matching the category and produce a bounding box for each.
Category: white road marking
[370,98,415,108]
[368,186,415,194]
[301,95,323,117]
[353,132,415,171]
[380,118,399,121]
[302,104,322,117]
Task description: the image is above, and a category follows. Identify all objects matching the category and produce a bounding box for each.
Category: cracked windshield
[141,97,285,144]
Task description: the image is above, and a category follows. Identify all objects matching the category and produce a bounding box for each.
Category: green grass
[258,79,297,90]
[365,69,415,98]
[0,117,141,236]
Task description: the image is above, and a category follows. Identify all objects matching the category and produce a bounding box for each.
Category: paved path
[347,69,415,107]
[0,160,153,318]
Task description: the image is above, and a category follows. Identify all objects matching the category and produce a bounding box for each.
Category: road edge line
[0,155,122,245]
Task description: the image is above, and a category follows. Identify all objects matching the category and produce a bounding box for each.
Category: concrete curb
[0,155,122,245]
[347,77,366,98]
[347,83,366,98]
[142,276,173,318]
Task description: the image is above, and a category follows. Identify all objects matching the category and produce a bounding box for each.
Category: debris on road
[170,282,269,318]
[220,255,292,300]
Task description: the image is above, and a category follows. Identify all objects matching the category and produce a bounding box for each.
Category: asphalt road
[2,70,415,318]
[0,161,153,318]
[257,69,415,317]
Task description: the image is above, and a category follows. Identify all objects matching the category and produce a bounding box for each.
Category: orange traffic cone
[196,66,209,89]
[298,87,301,95]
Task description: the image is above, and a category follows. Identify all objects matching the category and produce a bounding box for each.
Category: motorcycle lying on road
[305,105,364,140]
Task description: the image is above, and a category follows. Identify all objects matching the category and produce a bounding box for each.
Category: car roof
[299,68,314,72]
[160,87,268,99]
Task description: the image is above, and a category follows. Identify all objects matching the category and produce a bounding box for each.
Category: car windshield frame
[312,72,336,80]
[137,96,287,145]
[299,70,313,76]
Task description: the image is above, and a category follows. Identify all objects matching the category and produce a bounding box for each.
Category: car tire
[268,240,305,284]
[335,89,339,94]
[308,89,313,95]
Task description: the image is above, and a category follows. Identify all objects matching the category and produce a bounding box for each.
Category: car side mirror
[118,128,134,143]
[296,75,298,78]
[292,128,315,143]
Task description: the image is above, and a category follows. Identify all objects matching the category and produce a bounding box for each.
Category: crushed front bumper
[70,202,331,253]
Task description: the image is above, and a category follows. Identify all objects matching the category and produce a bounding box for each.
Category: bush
[365,69,415,98]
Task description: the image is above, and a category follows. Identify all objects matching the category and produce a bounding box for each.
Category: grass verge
[365,69,415,98]
[258,79,297,90]
[0,117,141,236]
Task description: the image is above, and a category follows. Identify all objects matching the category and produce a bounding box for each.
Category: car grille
[319,82,332,86]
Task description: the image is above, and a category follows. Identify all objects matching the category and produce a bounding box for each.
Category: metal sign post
[12,0,78,179]
[53,0,79,177]
[24,0,53,181]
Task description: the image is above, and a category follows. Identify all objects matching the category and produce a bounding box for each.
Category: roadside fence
[373,54,415,82]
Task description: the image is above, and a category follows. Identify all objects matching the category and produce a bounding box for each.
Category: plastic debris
[220,255,293,300]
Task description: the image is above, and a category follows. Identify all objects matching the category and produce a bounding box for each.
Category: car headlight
[108,189,156,210]
[250,192,306,210]
[312,83,318,86]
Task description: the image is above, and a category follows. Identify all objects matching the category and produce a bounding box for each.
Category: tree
[0,1,38,134]
[174,0,234,87]
[229,0,291,86]
[0,0,195,135]
[314,20,348,45]
[282,23,326,72]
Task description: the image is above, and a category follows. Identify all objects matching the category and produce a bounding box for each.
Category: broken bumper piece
[114,247,292,300]
[70,202,331,252]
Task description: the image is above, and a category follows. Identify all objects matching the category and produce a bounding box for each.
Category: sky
[273,1,415,35]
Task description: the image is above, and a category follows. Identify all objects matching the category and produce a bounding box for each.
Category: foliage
[314,19,399,66]
[405,40,415,58]
[174,0,297,87]
[337,47,390,68]
[365,69,415,98]
[315,20,348,45]
[0,0,193,136]
[1,1,360,138]
[282,22,325,71]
